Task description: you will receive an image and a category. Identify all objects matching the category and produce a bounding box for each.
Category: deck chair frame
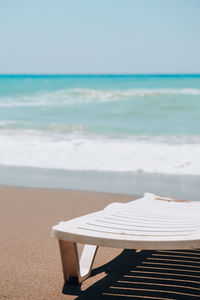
[58,240,98,283]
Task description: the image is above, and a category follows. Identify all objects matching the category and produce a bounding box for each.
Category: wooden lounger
[51,193,200,285]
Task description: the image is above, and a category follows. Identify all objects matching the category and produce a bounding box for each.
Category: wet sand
[1,165,199,201]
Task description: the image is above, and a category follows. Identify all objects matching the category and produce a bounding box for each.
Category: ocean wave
[0,88,200,107]
[0,130,200,175]
[0,122,89,134]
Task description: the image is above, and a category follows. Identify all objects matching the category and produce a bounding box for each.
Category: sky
[0,0,200,74]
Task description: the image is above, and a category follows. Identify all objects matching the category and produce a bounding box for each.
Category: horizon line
[0,73,200,76]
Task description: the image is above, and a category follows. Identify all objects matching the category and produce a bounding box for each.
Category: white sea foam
[0,130,200,175]
[0,88,200,107]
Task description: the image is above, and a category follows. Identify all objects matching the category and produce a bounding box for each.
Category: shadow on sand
[62,249,200,299]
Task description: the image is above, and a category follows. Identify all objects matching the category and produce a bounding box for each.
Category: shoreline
[0,164,199,201]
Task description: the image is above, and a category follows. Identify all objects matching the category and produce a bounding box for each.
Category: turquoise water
[0,75,200,174]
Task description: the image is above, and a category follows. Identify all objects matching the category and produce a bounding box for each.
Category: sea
[0,74,200,177]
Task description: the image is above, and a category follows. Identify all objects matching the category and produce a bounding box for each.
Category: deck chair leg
[59,240,98,284]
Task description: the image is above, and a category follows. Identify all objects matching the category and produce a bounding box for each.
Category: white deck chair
[52,193,200,285]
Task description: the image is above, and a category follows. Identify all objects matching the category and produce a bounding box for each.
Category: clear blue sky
[0,0,200,74]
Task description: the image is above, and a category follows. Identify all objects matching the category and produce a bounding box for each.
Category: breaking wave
[0,130,200,175]
[0,88,200,107]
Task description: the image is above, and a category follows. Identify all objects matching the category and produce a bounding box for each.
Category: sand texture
[0,186,135,299]
[1,186,200,299]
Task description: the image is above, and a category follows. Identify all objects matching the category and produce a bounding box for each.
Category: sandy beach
[0,185,135,299]
[1,185,200,299]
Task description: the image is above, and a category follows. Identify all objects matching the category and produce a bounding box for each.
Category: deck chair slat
[100,217,200,229]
